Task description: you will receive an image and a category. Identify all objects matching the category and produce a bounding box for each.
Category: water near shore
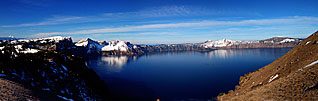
[86,48,291,101]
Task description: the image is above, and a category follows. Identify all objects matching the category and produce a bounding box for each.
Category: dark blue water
[86,48,291,101]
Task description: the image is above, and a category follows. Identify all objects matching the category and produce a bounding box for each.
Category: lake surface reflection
[86,48,291,101]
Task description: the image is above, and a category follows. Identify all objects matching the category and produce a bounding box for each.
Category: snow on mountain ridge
[17,36,72,43]
[201,38,242,48]
[75,38,104,54]
[280,38,295,43]
[102,40,136,52]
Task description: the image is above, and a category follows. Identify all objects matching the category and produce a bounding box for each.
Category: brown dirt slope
[0,78,62,101]
[218,31,318,100]
[0,78,39,100]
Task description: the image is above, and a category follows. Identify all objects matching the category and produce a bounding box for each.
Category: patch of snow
[0,74,6,77]
[12,73,18,76]
[304,60,318,68]
[19,48,39,53]
[40,40,47,43]
[75,41,88,47]
[10,40,17,44]
[44,36,71,43]
[268,74,279,82]
[57,95,74,101]
[61,90,65,94]
[14,45,23,49]
[0,46,5,50]
[42,88,50,91]
[18,39,30,43]
[42,72,45,77]
[31,82,35,87]
[61,65,68,71]
[306,41,311,45]
[280,38,295,43]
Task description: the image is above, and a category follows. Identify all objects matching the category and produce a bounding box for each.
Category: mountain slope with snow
[101,40,143,55]
[75,38,104,54]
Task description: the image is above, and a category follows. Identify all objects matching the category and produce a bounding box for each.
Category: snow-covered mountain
[74,38,143,55]
[201,38,250,48]
[101,40,143,55]
[101,40,137,52]
[75,38,104,54]
[1,36,143,56]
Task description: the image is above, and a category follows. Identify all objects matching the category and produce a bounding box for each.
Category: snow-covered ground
[19,48,39,53]
[0,45,39,54]
[268,74,279,82]
[304,60,318,68]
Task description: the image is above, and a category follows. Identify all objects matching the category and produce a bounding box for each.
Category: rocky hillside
[0,78,40,100]
[0,47,108,100]
[218,31,318,100]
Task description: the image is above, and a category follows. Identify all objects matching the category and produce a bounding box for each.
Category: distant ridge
[0,37,21,40]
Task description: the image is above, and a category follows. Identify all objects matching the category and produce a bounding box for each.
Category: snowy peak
[75,38,96,47]
[75,38,104,54]
[102,40,134,52]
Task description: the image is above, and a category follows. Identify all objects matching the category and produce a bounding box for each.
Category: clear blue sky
[0,0,318,44]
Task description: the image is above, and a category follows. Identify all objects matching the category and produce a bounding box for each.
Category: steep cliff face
[218,31,318,100]
[75,38,104,54]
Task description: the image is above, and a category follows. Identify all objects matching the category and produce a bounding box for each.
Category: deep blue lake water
[86,48,291,101]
